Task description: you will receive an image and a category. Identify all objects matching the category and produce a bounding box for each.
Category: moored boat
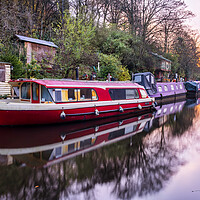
[132,72,186,103]
[0,79,155,126]
[184,81,200,97]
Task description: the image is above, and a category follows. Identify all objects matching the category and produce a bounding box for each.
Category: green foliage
[117,65,131,81]
[99,53,131,81]
[96,27,154,74]
[53,13,96,78]
[24,60,43,79]
[0,43,23,79]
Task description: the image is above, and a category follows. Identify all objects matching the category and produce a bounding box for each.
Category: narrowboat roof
[133,72,153,76]
[9,79,143,89]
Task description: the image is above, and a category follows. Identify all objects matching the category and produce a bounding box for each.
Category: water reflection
[1,99,200,200]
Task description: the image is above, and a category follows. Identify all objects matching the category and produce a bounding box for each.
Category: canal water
[1,99,200,200]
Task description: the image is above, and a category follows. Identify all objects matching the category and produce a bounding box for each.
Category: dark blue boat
[132,72,186,103]
[184,81,200,97]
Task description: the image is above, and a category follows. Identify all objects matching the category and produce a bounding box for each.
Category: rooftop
[151,52,171,62]
[15,35,58,48]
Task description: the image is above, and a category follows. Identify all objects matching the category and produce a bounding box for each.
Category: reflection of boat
[0,112,153,167]
[150,100,186,128]
[133,72,186,103]
[154,101,186,118]
[0,79,154,126]
[185,98,200,108]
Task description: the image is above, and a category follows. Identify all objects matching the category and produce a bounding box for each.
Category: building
[15,34,58,64]
[151,52,171,81]
[0,62,11,96]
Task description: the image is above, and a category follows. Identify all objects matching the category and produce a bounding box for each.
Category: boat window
[151,75,155,84]
[164,85,168,91]
[163,108,167,113]
[180,84,183,89]
[176,85,178,90]
[109,89,139,100]
[68,143,75,153]
[62,89,68,101]
[55,89,62,102]
[92,89,98,100]
[126,89,139,99]
[68,88,76,101]
[41,85,53,102]
[171,85,174,90]
[32,83,39,101]
[13,86,19,98]
[80,88,92,100]
[21,82,30,99]
[80,138,93,149]
[139,89,148,98]
[48,88,98,102]
[146,75,150,82]
[134,75,141,82]
[158,86,162,92]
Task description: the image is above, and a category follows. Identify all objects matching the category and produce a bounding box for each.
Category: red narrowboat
[0,79,155,126]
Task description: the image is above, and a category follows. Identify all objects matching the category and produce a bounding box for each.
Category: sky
[184,0,200,32]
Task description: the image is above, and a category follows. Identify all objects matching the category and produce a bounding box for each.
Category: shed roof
[151,52,171,63]
[15,34,58,48]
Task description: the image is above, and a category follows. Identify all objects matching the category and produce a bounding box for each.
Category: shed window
[21,82,30,99]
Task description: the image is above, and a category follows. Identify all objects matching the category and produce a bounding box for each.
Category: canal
[0,99,200,200]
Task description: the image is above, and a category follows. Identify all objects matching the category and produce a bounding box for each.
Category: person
[175,73,178,82]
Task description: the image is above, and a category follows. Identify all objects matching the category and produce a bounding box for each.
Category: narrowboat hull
[132,72,186,103]
[0,99,154,126]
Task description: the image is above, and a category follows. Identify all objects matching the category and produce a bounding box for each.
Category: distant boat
[0,79,155,126]
[184,81,200,97]
[132,72,186,103]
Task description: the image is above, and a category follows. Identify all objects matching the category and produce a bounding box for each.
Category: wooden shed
[151,52,172,81]
[15,34,58,64]
[0,62,11,96]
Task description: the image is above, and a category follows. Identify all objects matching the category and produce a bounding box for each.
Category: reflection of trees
[0,126,184,200]
[167,106,196,137]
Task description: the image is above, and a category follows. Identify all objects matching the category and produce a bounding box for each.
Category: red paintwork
[1,80,154,126]
[0,112,152,149]
[0,102,153,126]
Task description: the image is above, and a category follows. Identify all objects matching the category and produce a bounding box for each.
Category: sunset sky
[184,0,200,31]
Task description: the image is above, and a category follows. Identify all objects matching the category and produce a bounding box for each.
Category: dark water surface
[1,99,200,200]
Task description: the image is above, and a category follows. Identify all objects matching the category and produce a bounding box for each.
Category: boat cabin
[9,79,149,104]
[132,72,157,95]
